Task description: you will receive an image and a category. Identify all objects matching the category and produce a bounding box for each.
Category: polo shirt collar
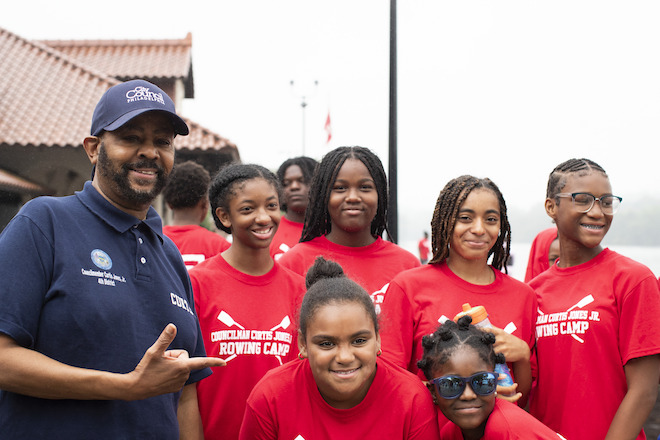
[76,181,165,243]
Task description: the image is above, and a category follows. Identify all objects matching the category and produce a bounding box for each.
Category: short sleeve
[238,384,278,440]
[379,279,416,371]
[618,274,660,364]
[0,212,53,348]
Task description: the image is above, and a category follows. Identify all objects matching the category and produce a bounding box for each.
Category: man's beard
[97,143,169,206]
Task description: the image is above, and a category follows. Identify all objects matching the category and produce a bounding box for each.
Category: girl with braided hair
[419,317,564,439]
[529,158,660,440]
[189,163,306,440]
[278,146,419,310]
[380,175,536,408]
[239,257,439,439]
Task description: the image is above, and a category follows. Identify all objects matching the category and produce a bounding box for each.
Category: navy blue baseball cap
[91,79,189,136]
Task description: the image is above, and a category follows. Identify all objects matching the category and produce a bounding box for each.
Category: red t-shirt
[189,256,305,440]
[269,216,303,261]
[529,249,660,440]
[524,227,558,282]
[380,262,537,379]
[418,238,431,261]
[163,224,230,269]
[440,399,565,439]
[239,357,439,440]
[278,235,420,312]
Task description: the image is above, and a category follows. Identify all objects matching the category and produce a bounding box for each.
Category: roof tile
[0,168,53,195]
[0,28,236,153]
[40,34,193,90]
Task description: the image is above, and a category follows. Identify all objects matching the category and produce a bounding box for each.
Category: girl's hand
[488,326,530,363]
[495,380,522,403]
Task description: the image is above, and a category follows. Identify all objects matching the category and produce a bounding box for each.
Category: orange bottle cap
[453,303,488,324]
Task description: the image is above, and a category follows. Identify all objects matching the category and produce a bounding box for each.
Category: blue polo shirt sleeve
[0,202,54,348]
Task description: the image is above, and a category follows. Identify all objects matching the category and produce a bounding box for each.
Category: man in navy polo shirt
[0,80,225,439]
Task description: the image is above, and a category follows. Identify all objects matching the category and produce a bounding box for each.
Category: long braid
[300,146,391,242]
[429,175,511,272]
[300,151,348,241]
[429,176,472,265]
[546,158,608,199]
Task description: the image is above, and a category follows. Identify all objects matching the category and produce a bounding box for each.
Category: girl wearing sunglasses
[418,316,563,439]
[529,158,660,440]
[239,257,439,440]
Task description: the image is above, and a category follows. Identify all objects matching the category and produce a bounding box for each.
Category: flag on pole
[324,111,332,144]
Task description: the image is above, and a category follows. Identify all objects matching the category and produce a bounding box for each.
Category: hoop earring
[298,352,304,360]
[376,349,382,357]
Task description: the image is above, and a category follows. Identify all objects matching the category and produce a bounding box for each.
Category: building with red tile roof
[0,27,239,229]
[40,33,196,104]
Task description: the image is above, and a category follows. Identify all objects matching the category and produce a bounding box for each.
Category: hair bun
[456,314,473,329]
[494,352,507,365]
[305,257,346,288]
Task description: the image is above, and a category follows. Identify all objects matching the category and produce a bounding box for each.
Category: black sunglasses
[431,372,498,399]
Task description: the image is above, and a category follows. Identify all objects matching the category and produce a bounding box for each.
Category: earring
[298,352,304,360]
[376,349,382,357]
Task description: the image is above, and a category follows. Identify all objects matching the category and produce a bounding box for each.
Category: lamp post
[290,79,318,156]
[388,0,398,243]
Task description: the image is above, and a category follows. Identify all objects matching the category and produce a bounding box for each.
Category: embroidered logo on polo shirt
[91,249,112,270]
[82,249,127,286]
[125,86,165,105]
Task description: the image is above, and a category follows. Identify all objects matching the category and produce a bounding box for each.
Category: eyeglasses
[555,192,622,215]
[430,372,498,399]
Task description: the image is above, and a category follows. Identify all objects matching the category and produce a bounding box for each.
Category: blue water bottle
[453,303,515,387]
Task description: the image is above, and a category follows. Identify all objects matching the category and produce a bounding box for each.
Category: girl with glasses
[418,316,563,439]
[277,146,420,312]
[380,176,536,409]
[238,257,439,440]
[529,158,660,439]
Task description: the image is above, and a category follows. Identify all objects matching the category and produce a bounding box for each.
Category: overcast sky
[4,1,660,250]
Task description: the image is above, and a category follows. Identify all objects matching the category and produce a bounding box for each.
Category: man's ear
[82,136,101,166]
[216,207,232,230]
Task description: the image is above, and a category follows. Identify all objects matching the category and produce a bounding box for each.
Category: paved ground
[644,387,660,439]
